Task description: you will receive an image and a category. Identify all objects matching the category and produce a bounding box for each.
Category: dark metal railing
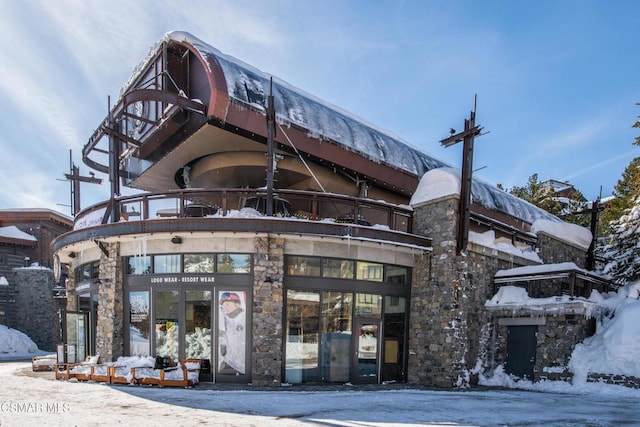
[73,188,414,234]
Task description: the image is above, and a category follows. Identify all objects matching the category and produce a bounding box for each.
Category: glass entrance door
[185,290,212,381]
[353,320,380,383]
[65,312,88,363]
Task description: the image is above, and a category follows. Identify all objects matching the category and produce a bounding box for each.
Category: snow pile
[486,285,530,305]
[569,282,640,383]
[531,219,592,250]
[483,281,640,390]
[469,230,542,262]
[0,324,39,356]
[409,167,461,205]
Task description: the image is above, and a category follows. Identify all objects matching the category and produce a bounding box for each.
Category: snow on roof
[409,168,562,224]
[162,31,449,177]
[470,230,542,263]
[495,261,585,278]
[531,219,592,250]
[0,225,37,242]
[122,32,567,226]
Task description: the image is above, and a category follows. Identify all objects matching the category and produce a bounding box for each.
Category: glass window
[218,290,247,375]
[184,254,215,273]
[320,291,352,382]
[185,290,212,360]
[154,254,181,274]
[92,261,100,279]
[287,256,321,276]
[127,256,151,275]
[386,265,409,284]
[356,261,383,282]
[129,291,150,356]
[285,290,320,383]
[322,259,354,279]
[82,264,92,281]
[355,293,382,318]
[155,291,179,361]
[383,296,407,383]
[217,254,251,273]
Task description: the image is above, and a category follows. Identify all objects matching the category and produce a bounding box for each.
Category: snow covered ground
[0,359,638,427]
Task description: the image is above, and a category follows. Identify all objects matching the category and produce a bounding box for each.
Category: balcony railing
[73,188,414,234]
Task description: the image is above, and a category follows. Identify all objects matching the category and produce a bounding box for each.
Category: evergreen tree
[600,157,640,233]
[508,173,563,216]
[506,173,589,226]
[601,196,640,284]
[634,102,640,146]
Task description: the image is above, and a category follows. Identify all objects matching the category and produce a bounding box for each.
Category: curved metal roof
[125,31,561,225]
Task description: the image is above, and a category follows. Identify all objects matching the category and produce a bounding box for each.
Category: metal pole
[266,77,275,216]
[458,113,475,254]
[108,96,120,223]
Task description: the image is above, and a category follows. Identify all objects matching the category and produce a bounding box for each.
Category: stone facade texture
[12,267,60,351]
[251,235,285,386]
[410,195,593,388]
[536,233,587,268]
[96,242,124,362]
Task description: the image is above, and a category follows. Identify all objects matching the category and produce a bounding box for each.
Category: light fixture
[171,236,182,244]
[68,252,76,258]
[52,282,67,299]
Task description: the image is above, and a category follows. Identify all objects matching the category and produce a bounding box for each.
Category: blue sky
[0,0,638,215]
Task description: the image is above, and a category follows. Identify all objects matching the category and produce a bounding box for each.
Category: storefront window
[382,296,407,383]
[386,265,409,284]
[322,259,354,279]
[217,290,247,375]
[155,291,179,361]
[154,254,181,274]
[129,291,150,356]
[356,261,383,282]
[287,256,321,276]
[217,254,251,273]
[355,293,382,318]
[185,291,211,360]
[285,290,319,383]
[127,256,151,275]
[184,254,215,273]
[320,291,352,382]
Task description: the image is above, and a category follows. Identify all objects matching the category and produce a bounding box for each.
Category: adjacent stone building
[0,209,71,350]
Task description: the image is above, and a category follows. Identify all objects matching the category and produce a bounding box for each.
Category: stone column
[96,242,124,362]
[251,235,284,386]
[409,195,472,387]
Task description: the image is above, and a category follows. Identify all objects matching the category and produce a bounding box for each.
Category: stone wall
[536,233,587,268]
[96,242,124,362]
[251,235,285,386]
[12,267,60,351]
[410,194,593,387]
[488,307,596,381]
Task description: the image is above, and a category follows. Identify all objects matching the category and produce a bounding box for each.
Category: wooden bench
[89,364,111,383]
[131,358,201,388]
[54,355,100,381]
[159,359,201,388]
[31,355,56,372]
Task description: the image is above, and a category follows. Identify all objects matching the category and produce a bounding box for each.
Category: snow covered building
[51,32,614,387]
[0,209,72,349]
